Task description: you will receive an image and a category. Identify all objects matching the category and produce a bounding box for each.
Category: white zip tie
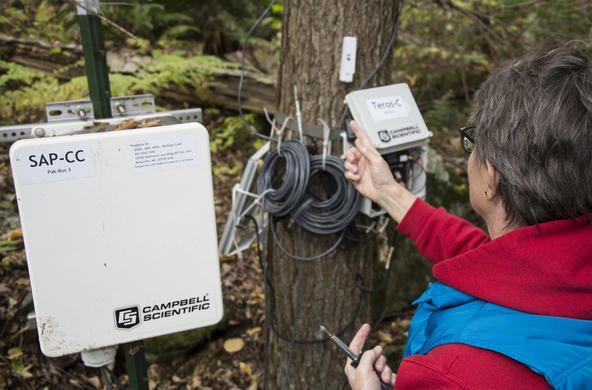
[320,119,331,171]
[365,221,377,234]
[378,216,390,233]
[294,86,304,142]
[385,246,394,270]
[229,186,273,258]
[276,116,290,156]
[234,187,273,222]
[263,106,274,127]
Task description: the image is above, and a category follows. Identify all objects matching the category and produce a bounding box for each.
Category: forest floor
[0,117,418,389]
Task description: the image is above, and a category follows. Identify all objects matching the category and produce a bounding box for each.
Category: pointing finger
[348,323,371,355]
[350,121,382,162]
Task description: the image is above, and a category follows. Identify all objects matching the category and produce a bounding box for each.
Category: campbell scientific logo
[114,305,141,330]
[378,130,391,142]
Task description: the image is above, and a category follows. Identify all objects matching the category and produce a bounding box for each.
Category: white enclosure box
[10,123,223,357]
[345,83,432,154]
[345,83,432,217]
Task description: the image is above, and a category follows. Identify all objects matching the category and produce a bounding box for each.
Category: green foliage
[261,0,284,32]
[0,240,18,254]
[0,54,238,124]
[0,60,88,124]
[102,2,199,43]
[423,90,467,134]
[395,0,592,144]
[210,114,258,154]
[0,1,75,43]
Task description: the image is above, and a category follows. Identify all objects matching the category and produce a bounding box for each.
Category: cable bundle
[292,155,361,234]
[257,141,361,235]
[256,140,310,217]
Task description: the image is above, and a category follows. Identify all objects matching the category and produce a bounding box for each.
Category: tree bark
[267,1,400,389]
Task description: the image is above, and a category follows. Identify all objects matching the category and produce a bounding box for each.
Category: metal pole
[76,0,112,119]
[123,342,150,390]
[76,3,146,388]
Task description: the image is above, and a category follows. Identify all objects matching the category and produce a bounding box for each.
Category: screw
[76,106,87,120]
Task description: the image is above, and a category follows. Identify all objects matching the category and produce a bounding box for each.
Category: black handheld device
[320,325,392,389]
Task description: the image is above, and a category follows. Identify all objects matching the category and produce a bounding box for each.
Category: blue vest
[403,282,592,390]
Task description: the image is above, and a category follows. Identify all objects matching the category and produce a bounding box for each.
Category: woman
[343,43,592,390]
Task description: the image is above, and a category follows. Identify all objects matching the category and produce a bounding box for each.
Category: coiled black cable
[257,140,310,217]
[293,155,361,234]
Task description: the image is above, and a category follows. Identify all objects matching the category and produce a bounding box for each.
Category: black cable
[358,0,406,91]
[269,216,345,261]
[355,232,397,293]
[99,367,113,390]
[355,267,389,294]
[280,230,303,390]
[242,215,364,346]
[239,0,406,142]
[269,284,365,345]
[257,140,310,217]
[258,144,361,260]
[238,0,277,140]
[105,366,124,389]
[339,0,407,134]
[241,215,271,390]
[293,155,361,234]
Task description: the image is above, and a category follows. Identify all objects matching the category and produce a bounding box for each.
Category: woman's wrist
[377,183,417,224]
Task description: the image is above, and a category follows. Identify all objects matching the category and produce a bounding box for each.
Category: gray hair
[469,42,592,227]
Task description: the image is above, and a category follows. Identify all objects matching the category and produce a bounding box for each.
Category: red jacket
[393,198,592,390]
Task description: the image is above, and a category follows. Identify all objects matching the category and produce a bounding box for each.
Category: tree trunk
[267,1,400,389]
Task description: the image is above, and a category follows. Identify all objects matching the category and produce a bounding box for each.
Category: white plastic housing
[345,83,432,153]
[339,36,357,83]
[10,123,223,357]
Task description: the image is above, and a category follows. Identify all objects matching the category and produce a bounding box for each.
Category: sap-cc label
[13,143,94,185]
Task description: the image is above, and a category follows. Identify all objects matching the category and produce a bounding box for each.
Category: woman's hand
[344,323,396,390]
[344,121,398,204]
[344,121,417,223]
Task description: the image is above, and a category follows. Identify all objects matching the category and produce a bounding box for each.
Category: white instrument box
[10,123,223,357]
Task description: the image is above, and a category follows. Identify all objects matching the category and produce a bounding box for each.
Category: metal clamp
[110,95,155,117]
[45,100,94,122]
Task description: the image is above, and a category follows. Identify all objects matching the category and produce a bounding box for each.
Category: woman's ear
[485,160,499,199]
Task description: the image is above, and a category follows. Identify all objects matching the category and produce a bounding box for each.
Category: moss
[0,60,89,124]
[144,310,227,360]
[143,323,219,360]
[0,53,242,125]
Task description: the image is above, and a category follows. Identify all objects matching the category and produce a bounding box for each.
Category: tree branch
[65,0,140,41]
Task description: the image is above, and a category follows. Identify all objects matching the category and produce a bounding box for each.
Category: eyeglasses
[460,126,475,154]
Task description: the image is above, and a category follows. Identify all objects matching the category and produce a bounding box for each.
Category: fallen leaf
[223,338,244,354]
[7,347,23,360]
[16,365,33,379]
[397,318,411,329]
[15,278,30,286]
[9,229,22,240]
[239,362,251,377]
[86,376,101,388]
[247,327,262,336]
[377,330,393,344]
